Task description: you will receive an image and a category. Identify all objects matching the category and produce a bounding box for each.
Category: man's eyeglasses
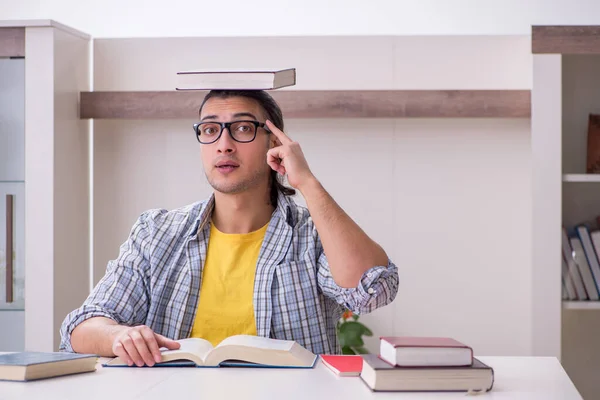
[193,120,270,144]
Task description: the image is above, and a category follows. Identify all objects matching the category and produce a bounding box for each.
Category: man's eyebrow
[233,112,258,120]
[200,112,259,122]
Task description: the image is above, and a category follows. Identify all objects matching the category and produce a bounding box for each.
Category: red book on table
[379,337,473,367]
[320,355,363,376]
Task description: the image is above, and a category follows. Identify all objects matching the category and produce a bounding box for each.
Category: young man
[59,90,398,366]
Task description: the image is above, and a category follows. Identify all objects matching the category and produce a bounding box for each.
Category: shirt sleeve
[58,212,153,352]
[315,238,399,315]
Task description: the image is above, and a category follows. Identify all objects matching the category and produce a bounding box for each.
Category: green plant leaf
[339,321,372,335]
[338,321,373,349]
[341,346,356,355]
[352,314,359,321]
[338,328,362,348]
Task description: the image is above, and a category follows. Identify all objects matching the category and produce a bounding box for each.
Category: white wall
[92,35,532,357]
[1,0,600,38]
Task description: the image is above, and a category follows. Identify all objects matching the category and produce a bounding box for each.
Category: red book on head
[379,337,473,367]
[320,355,363,376]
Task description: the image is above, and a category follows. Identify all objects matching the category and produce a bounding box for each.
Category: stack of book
[561,224,600,301]
[359,337,494,393]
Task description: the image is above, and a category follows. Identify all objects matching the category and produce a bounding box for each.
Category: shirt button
[367,288,375,294]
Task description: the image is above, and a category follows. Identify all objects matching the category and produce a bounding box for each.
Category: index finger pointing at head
[265,120,292,144]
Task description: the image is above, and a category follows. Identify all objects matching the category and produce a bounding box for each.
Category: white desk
[0,356,583,400]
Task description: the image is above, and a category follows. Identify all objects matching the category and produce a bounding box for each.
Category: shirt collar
[188,190,295,238]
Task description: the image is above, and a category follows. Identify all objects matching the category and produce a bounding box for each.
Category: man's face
[199,96,274,195]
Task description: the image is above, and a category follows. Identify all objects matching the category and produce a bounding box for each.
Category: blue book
[102,335,317,369]
[0,352,97,381]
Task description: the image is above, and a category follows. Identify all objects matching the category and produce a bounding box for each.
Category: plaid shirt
[59,192,399,355]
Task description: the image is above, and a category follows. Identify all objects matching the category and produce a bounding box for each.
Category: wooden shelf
[563,301,600,310]
[563,174,600,183]
[79,90,531,120]
[533,25,600,54]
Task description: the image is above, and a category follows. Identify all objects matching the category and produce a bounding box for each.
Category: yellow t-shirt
[190,221,268,346]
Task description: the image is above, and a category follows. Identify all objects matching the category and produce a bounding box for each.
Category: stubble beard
[206,166,269,195]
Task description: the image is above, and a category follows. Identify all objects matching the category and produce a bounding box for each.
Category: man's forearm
[71,317,127,356]
[299,177,389,288]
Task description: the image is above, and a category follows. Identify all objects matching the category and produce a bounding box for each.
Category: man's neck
[211,185,275,234]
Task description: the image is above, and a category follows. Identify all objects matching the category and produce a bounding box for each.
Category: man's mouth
[215,161,239,172]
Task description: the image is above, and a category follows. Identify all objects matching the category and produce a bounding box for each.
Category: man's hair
[198,90,296,206]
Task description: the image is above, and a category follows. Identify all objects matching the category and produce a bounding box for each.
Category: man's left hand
[266,120,316,191]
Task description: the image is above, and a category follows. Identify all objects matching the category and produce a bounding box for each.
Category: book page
[204,336,316,367]
[161,338,214,364]
[216,335,294,351]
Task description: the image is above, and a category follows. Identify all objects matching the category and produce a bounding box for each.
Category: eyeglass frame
[193,120,271,144]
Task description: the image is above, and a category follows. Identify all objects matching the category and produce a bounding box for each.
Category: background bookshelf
[562,54,600,400]
[533,26,600,399]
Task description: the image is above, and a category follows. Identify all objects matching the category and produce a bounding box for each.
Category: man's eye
[234,122,254,133]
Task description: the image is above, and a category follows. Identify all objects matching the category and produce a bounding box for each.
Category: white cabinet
[0,54,25,352]
[0,183,25,351]
[0,21,91,352]
[0,58,25,182]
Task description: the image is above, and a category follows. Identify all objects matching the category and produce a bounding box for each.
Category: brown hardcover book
[360,354,494,393]
[586,114,600,173]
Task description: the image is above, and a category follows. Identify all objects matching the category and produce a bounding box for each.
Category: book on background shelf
[589,230,600,288]
[586,114,600,173]
[562,257,578,300]
[379,337,473,367]
[576,225,600,294]
[103,335,317,368]
[562,227,589,300]
[569,237,599,300]
[0,352,97,382]
[320,355,363,376]
[360,354,494,393]
[175,68,296,90]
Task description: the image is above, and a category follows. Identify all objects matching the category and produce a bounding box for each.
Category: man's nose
[216,128,235,153]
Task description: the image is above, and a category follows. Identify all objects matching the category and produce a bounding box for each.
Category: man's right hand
[111,325,181,367]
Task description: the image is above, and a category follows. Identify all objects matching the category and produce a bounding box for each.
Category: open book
[103,335,317,368]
